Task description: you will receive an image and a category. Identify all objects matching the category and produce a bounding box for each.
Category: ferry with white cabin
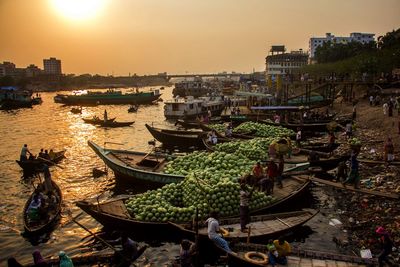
[164,95,225,119]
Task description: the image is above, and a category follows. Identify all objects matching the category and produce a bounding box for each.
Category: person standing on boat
[252,162,264,186]
[20,144,32,161]
[239,182,254,233]
[376,226,394,267]
[264,160,278,194]
[42,164,54,194]
[206,211,232,252]
[104,109,108,122]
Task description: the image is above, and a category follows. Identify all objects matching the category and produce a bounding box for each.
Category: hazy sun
[51,0,107,20]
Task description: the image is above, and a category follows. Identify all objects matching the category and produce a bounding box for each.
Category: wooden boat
[76,173,311,237]
[358,158,400,166]
[54,89,161,105]
[145,124,206,149]
[82,117,116,125]
[309,155,350,171]
[70,107,82,114]
[97,120,135,128]
[175,119,203,129]
[16,150,66,174]
[307,176,399,199]
[88,140,185,185]
[23,181,63,235]
[301,142,340,153]
[170,209,318,242]
[215,242,376,267]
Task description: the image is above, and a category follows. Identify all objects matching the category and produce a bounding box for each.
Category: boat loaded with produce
[78,148,310,238]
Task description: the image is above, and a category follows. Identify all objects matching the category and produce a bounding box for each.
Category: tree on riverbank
[303,28,400,79]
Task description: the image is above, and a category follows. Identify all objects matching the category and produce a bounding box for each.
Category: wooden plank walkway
[309,177,399,199]
[287,256,367,266]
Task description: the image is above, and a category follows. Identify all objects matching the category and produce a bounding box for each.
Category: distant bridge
[166,73,244,80]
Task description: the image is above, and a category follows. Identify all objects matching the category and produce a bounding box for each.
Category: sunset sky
[0,0,399,75]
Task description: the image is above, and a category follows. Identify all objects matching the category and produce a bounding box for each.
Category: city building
[309,32,375,59]
[0,62,16,77]
[25,64,42,77]
[265,46,308,79]
[43,57,62,75]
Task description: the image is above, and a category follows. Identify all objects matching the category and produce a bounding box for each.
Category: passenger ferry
[164,96,225,119]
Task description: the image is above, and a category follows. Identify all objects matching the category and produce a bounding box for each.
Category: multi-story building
[25,64,42,77]
[309,32,375,59]
[0,62,16,77]
[43,57,62,75]
[265,46,308,79]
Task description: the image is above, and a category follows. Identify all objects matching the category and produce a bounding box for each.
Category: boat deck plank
[99,199,130,218]
[286,256,367,267]
[309,177,399,199]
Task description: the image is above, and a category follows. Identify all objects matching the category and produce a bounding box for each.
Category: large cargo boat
[54,89,161,105]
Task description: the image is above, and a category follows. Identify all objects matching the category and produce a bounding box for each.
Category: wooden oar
[37,157,64,169]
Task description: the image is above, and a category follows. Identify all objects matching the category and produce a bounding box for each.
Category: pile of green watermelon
[125,150,275,222]
[234,122,295,138]
[214,137,278,161]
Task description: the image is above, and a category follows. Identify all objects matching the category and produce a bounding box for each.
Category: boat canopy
[234,91,274,98]
[251,106,310,110]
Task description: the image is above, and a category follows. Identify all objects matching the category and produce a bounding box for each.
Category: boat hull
[23,181,63,235]
[76,200,178,240]
[145,124,206,150]
[54,92,161,105]
[88,141,184,186]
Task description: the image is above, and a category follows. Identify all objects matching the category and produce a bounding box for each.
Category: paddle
[70,213,146,266]
[37,157,64,169]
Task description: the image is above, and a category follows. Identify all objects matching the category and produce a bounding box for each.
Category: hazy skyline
[0,0,399,75]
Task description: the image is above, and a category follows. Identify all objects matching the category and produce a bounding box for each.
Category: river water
[0,86,345,266]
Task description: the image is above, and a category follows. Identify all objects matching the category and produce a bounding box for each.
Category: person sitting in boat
[42,150,51,160]
[270,237,291,266]
[266,239,279,267]
[26,193,42,222]
[20,144,32,161]
[225,124,233,137]
[29,153,36,160]
[179,239,196,267]
[48,149,55,161]
[206,211,232,252]
[208,130,218,145]
[38,149,45,159]
[111,232,147,266]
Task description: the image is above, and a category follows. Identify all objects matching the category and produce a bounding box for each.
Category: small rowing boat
[23,181,63,235]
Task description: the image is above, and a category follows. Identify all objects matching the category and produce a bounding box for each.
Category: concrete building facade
[309,32,375,58]
[43,57,62,75]
[265,46,308,78]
